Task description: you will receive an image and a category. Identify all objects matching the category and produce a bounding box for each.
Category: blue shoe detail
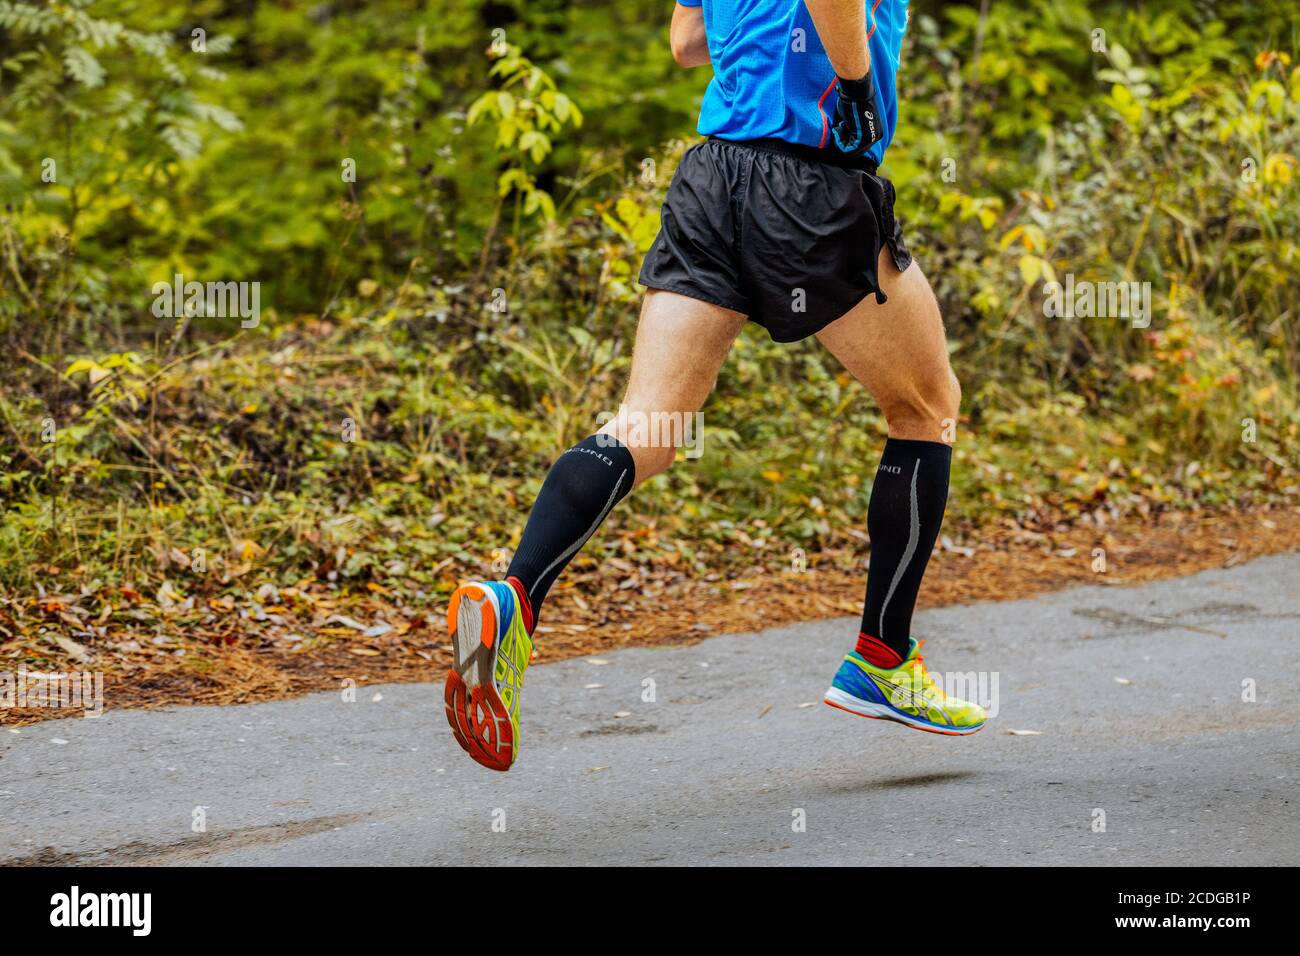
[830,652,889,705]
[485,581,515,637]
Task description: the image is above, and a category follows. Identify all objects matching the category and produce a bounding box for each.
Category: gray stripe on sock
[529,468,629,602]
[878,458,921,643]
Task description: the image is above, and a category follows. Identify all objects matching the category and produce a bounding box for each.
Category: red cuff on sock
[506,576,535,635]
[855,632,904,668]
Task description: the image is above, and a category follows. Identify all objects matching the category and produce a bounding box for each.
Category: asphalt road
[2,553,1297,866]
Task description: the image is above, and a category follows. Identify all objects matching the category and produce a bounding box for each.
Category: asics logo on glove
[831,71,883,155]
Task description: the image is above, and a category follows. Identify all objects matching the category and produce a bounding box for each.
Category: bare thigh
[598,289,747,485]
[815,249,959,442]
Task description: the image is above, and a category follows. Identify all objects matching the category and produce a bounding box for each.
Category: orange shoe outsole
[444,584,518,771]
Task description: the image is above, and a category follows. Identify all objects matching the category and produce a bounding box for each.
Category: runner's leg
[505,289,746,627]
[815,251,959,664]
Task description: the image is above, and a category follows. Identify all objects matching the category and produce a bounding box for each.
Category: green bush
[0,0,1295,600]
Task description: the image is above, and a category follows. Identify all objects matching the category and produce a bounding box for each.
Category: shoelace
[904,640,947,703]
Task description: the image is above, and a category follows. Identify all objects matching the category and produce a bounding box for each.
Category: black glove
[831,71,883,155]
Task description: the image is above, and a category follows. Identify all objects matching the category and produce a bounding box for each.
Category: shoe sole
[444,584,516,771]
[823,687,985,737]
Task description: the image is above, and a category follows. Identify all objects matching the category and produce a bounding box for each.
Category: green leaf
[466,92,495,125]
[63,46,106,88]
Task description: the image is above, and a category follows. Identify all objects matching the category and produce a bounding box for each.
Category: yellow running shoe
[443,580,534,770]
[824,638,987,735]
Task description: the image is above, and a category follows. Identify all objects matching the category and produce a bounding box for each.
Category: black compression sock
[506,435,636,623]
[859,438,952,660]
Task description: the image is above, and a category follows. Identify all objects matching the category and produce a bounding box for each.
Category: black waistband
[707,136,879,174]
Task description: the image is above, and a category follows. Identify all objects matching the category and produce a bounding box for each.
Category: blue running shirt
[675,0,910,165]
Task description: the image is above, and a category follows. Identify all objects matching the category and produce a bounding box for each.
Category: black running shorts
[638,136,912,343]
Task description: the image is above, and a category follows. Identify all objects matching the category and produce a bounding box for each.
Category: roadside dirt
[2,505,1296,725]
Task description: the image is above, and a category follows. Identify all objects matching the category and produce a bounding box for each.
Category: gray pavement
[2,553,1297,866]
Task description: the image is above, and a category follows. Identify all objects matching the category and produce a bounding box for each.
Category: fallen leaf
[324,614,369,631]
[156,580,185,608]
[940,535,976,557]
[1127,364,1156,382]
[53,635,92,661]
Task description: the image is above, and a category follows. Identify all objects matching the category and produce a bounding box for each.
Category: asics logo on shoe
[871,673,942,716]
